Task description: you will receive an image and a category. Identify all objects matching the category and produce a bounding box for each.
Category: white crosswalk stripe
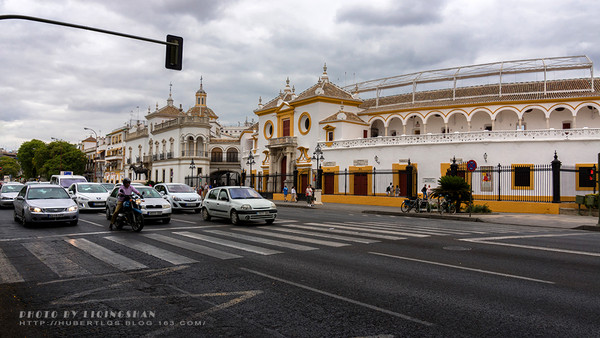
[22,242,90,278]
[142,233,242,260]
[307,222,430,238]
[174,231,283,256]
[266,227,380,244]
[232,228,350,247]
[280,224,405,240]
[205,230,318,251]
[104,236,197,265]
[65,238,148,271]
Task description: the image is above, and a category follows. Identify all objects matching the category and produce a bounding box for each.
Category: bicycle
[401,197,430,213]
[437,196,457,214]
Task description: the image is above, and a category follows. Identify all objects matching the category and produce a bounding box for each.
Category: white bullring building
[246,56,600,212]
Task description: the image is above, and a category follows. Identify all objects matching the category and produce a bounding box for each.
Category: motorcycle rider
[110,178,141,230]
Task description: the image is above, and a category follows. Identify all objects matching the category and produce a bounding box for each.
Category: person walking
[283,185,289,202]
[291,186,297,202]
[421,184,428,200]
[386,182,393,196]
[395,185,401,197]
[305,184,314,207]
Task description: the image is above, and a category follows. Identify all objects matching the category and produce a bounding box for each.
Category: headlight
[240,204,252,210]
[29,207,42,213]
[270,202,276,209]
[163,204,171,209]
[140,204,146,209]
[135,199,142,205]
[173,196,181,201]
[68,206,78,212]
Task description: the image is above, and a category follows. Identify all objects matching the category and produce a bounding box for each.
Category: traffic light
[165,35,183,71]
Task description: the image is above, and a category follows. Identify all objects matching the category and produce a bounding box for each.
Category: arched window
[226,148,238,162]
[211,148,223,162]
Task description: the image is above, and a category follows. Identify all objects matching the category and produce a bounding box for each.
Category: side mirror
[16,196,24,200]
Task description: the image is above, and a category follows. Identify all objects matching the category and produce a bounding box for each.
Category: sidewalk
[274,201,600,231]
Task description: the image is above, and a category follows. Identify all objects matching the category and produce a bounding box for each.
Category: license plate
[180,203,187,207]
[149,211,161,216]
[257,211,268,215]
[48,214,61,219]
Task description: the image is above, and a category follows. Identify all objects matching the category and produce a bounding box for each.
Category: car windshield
[167,184,194,193]
[1,184,23,193]
[137,187,162,198]
[229,187,263,199]
[27,187,70,200]
[78,184,107,193]
[101,183,115,190]
[60,178,87,188]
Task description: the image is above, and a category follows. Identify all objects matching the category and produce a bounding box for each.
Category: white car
[201,186,277,225]
[0,182,24,207]
[67,182,110,211]
[106,186,172,224]
[154,183,202,213]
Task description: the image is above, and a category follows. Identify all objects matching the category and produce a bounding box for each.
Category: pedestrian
[283,185,289,202]
[421,184,428,199]
[291,186,297,202]
[305,184,313,207]
[427,185,432,198]
[395,185,400,197]
[386,182,393,196]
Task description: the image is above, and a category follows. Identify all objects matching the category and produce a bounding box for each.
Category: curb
[361,210,484,222]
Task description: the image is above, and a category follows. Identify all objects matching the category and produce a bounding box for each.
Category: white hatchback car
[0,182,24,207]
[201,186,277,225]
[154,183,202,213]
[67,182,110,211]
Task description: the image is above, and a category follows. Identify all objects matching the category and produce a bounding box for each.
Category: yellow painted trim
[291,96,362,107]
[348,165,373,195]
[277,112,294,138]
[261,150,269,165]
[511,164,534,190]
[575,163,597,191]
[263,120,274,140]
[321,165,339,194]
[298,112,311,135]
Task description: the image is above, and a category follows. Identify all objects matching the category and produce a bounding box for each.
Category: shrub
[465,203,492,213]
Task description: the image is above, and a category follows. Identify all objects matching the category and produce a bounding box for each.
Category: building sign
[480,166,493,192]
[353,159,368,166]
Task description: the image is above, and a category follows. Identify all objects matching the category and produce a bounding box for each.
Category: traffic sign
[467,160,477,172]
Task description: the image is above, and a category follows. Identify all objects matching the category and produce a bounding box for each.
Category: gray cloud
[336,1,448,27]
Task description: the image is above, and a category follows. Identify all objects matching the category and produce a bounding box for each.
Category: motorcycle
[114,194,144,232]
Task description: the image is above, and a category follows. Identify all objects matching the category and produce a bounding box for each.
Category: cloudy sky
[1,0,599,150]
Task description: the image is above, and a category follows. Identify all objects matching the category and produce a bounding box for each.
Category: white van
[50,175,88,189]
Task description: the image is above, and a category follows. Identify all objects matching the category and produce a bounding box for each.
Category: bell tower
[195,76,207,107]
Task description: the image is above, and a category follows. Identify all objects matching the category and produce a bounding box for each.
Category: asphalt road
[0,205,599,337]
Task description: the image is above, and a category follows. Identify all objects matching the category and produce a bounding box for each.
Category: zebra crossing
[0,218,556,285]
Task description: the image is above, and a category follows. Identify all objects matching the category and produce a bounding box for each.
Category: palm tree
[430,175,471,212]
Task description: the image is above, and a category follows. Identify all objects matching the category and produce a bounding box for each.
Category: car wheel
[13,209,19,223]
[163,217,171,224]
[21,210,30,227]
[265,219,274,225]
[201,208,211,221]
[230,210,240,225]
[105,207,111,220]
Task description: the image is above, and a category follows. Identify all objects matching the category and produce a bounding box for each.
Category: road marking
[308,222,429,238]
[205,230,318,251]
[65,238,148,271]
[282,224,405,240]
[104,236,197,265]
[22,242,90,278]
[240,267,433,326]
[171,218,197,224]
[175,231,282,255]
[460,233,600,257]
[79,219,106,228]
[369,252,555,284]
[233,228,349,247]
[143,233,242,260]
[0,247,24,283]
[267,227,380,244]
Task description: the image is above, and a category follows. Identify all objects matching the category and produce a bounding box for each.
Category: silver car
[13,184,79,226]
[105,186,172,224]
[0,182,24,207]
[201,186,277,225]
[154,183,202,213]
[67,182,110,211]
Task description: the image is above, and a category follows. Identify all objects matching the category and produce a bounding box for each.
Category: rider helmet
[123,178,131,185]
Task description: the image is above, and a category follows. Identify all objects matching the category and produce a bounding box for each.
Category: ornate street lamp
[189,158,196,187]
[312,144,324,189]
[84,127,98,182]
[246,151,256,188]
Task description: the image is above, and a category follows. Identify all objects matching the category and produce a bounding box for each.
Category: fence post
[344,168,347,195]
[373,167,377,196]
[497,163,502,201]
[551,151,561,203]
[406,160,414,198]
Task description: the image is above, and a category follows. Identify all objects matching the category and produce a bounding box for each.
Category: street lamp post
[84,127,98,182]
[189,159,196,188]
[246,151,256,188]
[311,144,325,205]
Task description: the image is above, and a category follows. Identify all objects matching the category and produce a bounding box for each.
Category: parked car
[67,182,110,211]
[13,184,79,226]
[154,183,202,213]
[201,186,277,225]
[0,182,24,207]
[106,186,172,224]
[25,181,51,185]
[50,174,88,189]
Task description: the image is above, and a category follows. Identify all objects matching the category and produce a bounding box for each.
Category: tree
[430,175,471,212]
[17,139,46,180]
[34,141,87,179]
[0,157,21,179]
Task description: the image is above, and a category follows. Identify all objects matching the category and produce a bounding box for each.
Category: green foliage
[34,141,87,179]
[17,139,46,179]
[584,194,598,209]
[0,157,21,178]
[430,175,472,212]
[465,203,492,213]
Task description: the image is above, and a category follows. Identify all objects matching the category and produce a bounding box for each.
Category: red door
[300,174,308,199]
[397,171,407,197]
[324,173,334,194]
[283,119,290,137]
[280,156,287,191]
[354,173,368,196]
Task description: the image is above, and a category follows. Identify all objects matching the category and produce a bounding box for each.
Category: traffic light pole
[0,15,183,70]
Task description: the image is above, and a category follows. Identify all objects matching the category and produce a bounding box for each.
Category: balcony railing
[268,136,297,148]
[181,150,209,158]
[125,127,149,141]
[325,128,600,149]
[152,115,210,133]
